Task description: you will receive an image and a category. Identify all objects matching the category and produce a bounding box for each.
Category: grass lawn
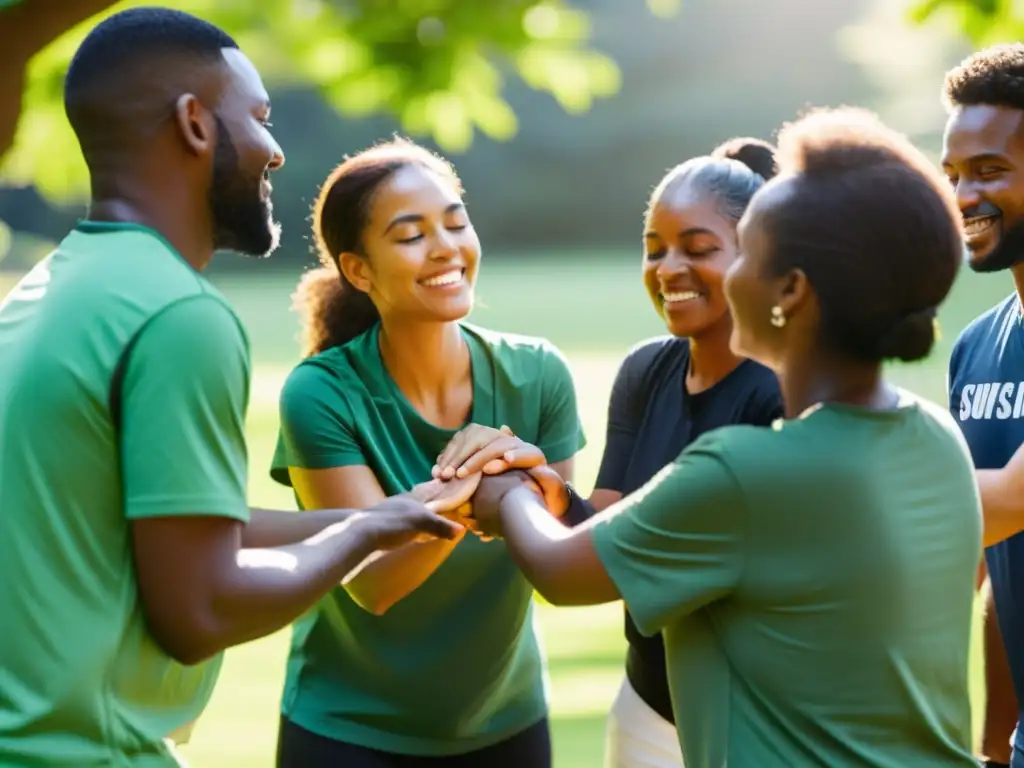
[1,251,1015,766]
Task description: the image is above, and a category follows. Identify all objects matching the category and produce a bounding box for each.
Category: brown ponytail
[294,137,462,358]
[293,265,380,358]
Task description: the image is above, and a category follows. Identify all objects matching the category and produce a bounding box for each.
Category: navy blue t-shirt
[594,336,783,723]
[949,292,1024,765]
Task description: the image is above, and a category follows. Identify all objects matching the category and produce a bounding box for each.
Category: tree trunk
[0,0,119,161]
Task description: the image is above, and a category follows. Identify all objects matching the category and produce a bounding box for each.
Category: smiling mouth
[963,215,998,238]
[661,290,701,304]
[420,268,465,288]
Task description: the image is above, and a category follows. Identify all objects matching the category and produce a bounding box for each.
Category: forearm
[199,515,377,660]
[498,487,581,604]
[978,469,1024,548]
[243,507,359,548]
[344,533,465,615]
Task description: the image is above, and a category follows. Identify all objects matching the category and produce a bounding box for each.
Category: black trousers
[276,716,552,768]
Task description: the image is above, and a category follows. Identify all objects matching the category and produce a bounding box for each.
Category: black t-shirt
[594,336,783,723]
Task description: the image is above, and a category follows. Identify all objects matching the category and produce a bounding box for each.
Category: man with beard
[0,8,466,767]
[942,44,1024,768]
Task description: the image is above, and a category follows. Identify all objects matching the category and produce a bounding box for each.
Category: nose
[430,227,459,259]
[954,177,980,213]
[267,137,285,172]
[655,248,691,283]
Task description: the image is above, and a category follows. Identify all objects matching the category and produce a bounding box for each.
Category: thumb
[418,512,463,539]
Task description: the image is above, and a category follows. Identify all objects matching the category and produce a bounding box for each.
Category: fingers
[422,472,482,513]
[437,426,509,480]
[416,510,465,540]
[482,445,546,474]
[433,424,499,479]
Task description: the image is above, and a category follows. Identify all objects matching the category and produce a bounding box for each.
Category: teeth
[964,217,997,236]
[662,291,700,303]
[422,269,462,287]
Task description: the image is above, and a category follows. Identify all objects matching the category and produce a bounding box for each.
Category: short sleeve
[270,362,367,487]
[594,348,648,491]
[120,296,250,522]
[590,432,745,635]
[536,343,587,464]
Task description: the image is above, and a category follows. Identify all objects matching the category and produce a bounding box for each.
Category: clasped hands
[411,425,569,540]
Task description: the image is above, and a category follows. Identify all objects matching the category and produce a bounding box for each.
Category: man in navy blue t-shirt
[943,44,1024,768]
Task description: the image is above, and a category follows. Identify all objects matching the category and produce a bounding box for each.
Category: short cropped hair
[64,7,238,157]
[943,43,1024,112]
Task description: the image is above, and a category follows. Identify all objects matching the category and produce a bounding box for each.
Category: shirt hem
[281,708,547,757]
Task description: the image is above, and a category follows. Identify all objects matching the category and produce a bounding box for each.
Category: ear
[776,268,812,318]
[173,94,216,157]
[338,251,373,294]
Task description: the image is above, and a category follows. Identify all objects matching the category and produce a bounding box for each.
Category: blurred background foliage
[0,0,1021,272]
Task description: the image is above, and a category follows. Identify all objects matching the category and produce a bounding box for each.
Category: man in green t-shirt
[0,9,461,767]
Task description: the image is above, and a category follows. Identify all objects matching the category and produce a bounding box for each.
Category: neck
[686,315,743,393]
[777,349,890,419]
[378,318,470,406]
[1012,263,1024,310]
[87,170,214,271]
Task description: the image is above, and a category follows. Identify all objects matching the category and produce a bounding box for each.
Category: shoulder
[618,335,687,379]
[462,323,572,379]
[951,293,1019,368]
[901,389,975,456]
[679,422,775,471]
[281,347,359,404]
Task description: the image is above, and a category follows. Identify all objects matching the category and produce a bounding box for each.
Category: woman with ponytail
[269,138,585,767]
[432,138,785,767]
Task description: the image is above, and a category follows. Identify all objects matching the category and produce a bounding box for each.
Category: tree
[0,0,638,204]
[911,0,1024,42]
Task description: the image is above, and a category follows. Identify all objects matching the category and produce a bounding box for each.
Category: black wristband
[561,482,596,527]
[981,760,1010,768]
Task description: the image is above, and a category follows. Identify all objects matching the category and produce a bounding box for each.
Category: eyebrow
[643,226,718,239]
[384,202,465,234]
[942,152,1009,168]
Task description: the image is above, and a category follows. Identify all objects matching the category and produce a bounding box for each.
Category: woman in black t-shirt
[432,138,783,767]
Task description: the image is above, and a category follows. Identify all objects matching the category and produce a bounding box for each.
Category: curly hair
[943,43,1024,111]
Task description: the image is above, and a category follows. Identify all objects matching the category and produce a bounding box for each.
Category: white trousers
[604,677,684,768]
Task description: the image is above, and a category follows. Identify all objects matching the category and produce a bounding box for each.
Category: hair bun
[868,307,938,363]
[712,137,778,180]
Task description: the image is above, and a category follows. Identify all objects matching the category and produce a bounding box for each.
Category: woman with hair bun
[433,137,785,767]
[467,108,980,768]
[269,138,586,767]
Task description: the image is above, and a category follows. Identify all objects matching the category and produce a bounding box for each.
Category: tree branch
[0,0,119,160]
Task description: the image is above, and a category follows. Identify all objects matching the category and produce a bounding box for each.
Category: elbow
[534,580,574,608]
[344,580,400,616]
[145,612,225,667]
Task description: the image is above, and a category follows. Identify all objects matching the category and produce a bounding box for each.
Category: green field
[0,252,1014,766]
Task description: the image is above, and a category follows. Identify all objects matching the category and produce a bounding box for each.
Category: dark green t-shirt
[592,395,980,768]
[270,323,586,755]
[0,223,251,766]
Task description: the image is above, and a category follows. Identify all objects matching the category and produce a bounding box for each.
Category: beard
[209,116,281,258]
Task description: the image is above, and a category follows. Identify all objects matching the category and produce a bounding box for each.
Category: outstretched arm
[287,465,479,615]
[124,298,459,666]
[475,437,745,636]
[490,482,619,606]
[977,442,1024,546]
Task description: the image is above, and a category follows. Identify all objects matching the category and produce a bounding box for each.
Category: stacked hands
[364,425,569,550]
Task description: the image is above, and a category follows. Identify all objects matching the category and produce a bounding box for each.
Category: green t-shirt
[0,222,251,767]
[270,323,586,755]
[592,395,980,768]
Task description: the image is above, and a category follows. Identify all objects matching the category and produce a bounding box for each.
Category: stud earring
[770,305,786,328]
